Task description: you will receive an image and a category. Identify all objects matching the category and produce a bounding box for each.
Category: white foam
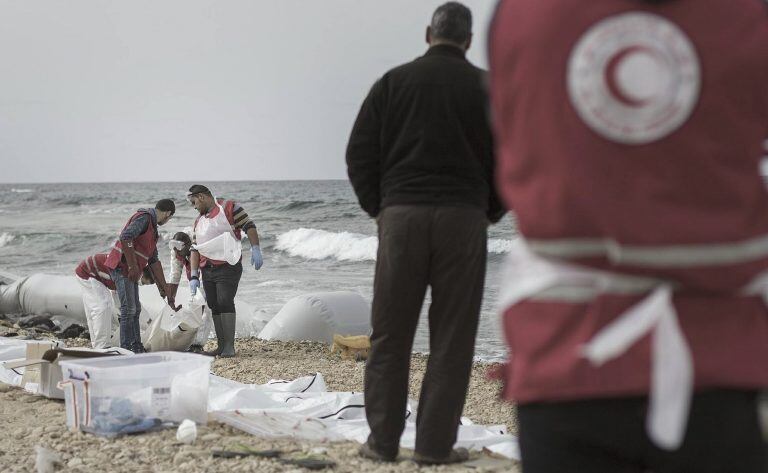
[473,353,509,363]
[0,233,15,248]
[276,228,378,262]
[255,279,299,288]
[86,208,120,214]
[10,188,32,193]
[275,228,513,262]
[488,238,514,254]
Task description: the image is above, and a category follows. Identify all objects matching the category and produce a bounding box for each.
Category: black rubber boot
[218,312,236,358]
[203,313,223,357]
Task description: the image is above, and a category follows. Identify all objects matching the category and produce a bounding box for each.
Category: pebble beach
[0,323,520,473]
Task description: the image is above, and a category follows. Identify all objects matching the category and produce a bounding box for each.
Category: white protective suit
[76,277,120,349]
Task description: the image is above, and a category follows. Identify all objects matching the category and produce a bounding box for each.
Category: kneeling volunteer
[166,231,213,353]
[75,253,120,348]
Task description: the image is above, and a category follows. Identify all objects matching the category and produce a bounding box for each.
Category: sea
[0,180,517,361]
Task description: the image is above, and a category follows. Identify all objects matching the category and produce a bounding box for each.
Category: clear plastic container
[59,352,211,436]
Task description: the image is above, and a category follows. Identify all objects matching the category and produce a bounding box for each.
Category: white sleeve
[168,255,183,285]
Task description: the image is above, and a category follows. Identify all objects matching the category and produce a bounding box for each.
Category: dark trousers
[201,261,242,315]
[364,205,488,458]
[518,389,768,473]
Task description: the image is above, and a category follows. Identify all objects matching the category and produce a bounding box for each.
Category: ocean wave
[0,231,121,255]
[10,188,33,193]
[275,228,514,262]
[86,208,122,214]
[0,233,16,248]
[275,228,378,262]
[255,279,300,287]
[488,238,513,254]
[275,200,325,211]
[473,353,508,363]
[48,197,96,206]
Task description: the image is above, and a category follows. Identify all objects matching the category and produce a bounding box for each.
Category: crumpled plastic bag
[35,446,61,473]
[143,294,206,352]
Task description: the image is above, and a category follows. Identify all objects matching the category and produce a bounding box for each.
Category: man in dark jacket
[346,2,505,465]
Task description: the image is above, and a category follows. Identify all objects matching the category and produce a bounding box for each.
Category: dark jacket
[346,44,505,222]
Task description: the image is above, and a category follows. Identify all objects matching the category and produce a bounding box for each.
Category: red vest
[490,0,768,403]
[104,210,159,273]
[194,199,243,268]
[75,253,116,290]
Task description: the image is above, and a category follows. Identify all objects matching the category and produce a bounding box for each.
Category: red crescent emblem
[604,46,654,108]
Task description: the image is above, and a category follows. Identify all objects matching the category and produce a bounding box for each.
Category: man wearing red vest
[75,253,119,348]
[187,184,263,358]
[105,199,177,353]
[489,1,768,471]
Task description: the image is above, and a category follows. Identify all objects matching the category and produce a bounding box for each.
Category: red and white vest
[193,199,243,268]
[490,0,768,447]
[75,253,115,290]
[104,210,159,272]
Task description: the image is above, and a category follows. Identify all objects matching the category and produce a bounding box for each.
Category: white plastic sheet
[0,337,30,386]
[208,373,520,460]
[142,300,203,352]
[161,293,206,332]
[0,338,520,461]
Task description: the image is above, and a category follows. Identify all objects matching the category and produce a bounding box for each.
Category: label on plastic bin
[151,386,171,418]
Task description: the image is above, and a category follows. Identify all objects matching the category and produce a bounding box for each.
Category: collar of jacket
[204,198,225,218]
[138,207,159,230]
[424,43,467,60]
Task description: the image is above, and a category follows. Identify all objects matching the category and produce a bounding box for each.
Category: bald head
[427,2,472,50]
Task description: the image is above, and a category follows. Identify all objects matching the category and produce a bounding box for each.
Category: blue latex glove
[189,278,200,295]
[251,245,263,270]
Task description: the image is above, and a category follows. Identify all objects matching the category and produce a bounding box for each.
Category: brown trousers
[364,205,488,458]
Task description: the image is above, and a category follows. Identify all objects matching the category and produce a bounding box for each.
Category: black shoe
[413,447,469,465]
[358,441,396,463]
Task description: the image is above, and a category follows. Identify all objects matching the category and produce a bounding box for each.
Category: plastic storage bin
[59,352,211,436]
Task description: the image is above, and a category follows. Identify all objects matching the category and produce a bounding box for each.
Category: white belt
[113,243,150,261]
[527,233,768,267]
[499,239,766,450]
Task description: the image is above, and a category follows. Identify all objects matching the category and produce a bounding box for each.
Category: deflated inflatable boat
[0,272,372,347]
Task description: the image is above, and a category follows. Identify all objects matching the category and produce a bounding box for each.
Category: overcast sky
[0,0,497,184]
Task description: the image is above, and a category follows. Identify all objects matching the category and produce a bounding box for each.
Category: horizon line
[0,177,349,186]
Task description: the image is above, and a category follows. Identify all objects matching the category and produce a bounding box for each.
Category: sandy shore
[0,325,519,472]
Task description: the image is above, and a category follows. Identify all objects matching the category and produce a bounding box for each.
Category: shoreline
[0,324,520,472]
